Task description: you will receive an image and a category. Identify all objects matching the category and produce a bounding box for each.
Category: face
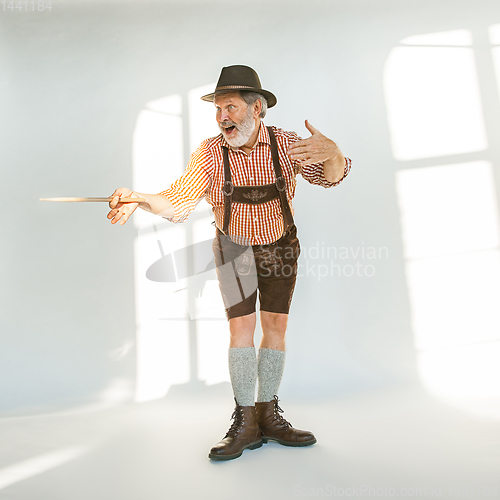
[214,92,260,148]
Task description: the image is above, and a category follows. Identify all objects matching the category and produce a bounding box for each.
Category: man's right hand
[107,187,140,225]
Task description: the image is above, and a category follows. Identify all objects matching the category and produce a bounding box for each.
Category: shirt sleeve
[300,156,352,188]
[286,131,352,188]
[157,142,213,223]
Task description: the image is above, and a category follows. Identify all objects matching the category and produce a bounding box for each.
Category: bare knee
[260,312,288,350]
[229,313,256,347]
[261,311,288,333]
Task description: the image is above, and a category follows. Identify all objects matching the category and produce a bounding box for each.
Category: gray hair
[240,91,268,118]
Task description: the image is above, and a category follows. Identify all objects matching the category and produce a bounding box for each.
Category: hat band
[215,85,258,91]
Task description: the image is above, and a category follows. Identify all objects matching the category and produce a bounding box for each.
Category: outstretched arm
[287,120,346,183]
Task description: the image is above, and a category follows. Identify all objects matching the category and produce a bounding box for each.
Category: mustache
[220,121,238,129]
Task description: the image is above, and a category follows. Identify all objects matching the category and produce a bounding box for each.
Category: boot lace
[224,406,244,438]
[272,395,292,428]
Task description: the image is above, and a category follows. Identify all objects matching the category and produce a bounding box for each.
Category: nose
[217,111,229,123]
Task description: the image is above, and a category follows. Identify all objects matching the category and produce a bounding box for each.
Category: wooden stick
[40,197,146,203]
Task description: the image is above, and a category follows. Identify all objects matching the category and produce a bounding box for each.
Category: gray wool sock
[228,347,258,407]
[257,348,286,403]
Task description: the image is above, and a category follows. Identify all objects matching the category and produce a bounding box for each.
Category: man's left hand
[287,120,343,166]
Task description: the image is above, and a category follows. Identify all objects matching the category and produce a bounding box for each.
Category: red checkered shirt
[158,123,351,245]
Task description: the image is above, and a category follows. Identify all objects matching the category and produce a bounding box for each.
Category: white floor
[0,385,498,500]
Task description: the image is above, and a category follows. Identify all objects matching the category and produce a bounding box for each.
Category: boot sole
[261,436,317,447]
[208,440,263,461]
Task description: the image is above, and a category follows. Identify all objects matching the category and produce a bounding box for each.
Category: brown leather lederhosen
[221,126,294,236]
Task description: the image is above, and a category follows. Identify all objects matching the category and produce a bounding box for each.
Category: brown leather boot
[255,395,317,447]
[209,400,263,461]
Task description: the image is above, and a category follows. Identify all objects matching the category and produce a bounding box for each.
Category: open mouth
[220,122,237,136]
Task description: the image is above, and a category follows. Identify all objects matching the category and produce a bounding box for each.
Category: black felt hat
[200,65,277,108]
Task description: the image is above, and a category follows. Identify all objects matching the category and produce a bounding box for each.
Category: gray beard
[219,108,256,148]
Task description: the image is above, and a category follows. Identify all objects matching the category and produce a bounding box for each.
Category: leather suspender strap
[222,146,233,235]
[267,126,294,232]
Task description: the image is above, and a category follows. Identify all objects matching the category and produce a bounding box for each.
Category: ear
[253,99,262,118]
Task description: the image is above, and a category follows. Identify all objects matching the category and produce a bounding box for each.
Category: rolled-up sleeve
[299,156,352,188]
[157,142,213,223]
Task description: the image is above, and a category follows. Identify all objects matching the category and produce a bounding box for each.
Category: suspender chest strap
[221,126,294,235]
[267,126,295,234]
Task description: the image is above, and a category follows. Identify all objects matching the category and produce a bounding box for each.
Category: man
[107,65,351,461]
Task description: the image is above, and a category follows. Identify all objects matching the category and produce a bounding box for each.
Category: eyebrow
[215,101,237,108]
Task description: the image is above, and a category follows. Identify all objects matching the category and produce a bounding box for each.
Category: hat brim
[200,87,277,108]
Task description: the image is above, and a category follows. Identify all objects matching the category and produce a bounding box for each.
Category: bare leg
[259,311,288,350]
[229,312,257,347]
